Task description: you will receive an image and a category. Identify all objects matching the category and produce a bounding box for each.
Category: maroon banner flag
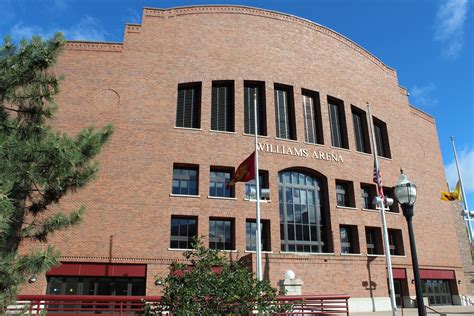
[228,151,255,186]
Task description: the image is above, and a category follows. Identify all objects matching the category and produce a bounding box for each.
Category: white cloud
[445,146,474,194]
[10,23,51,40]
[9,16,107,42]
[60,16,107,41]
[434,0,469,58]
[409,83,438,107]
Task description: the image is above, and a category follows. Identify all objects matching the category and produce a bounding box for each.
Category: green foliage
[0,33,113,309]
[148,238,284,315]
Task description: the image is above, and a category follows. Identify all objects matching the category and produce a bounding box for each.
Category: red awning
[46,263,146,277]
[392,268,407,279]
[419,269,455,280]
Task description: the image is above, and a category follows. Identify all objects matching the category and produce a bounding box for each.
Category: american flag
[373,164,384,199]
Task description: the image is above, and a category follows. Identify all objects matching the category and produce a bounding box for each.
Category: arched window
[279,170,325,253]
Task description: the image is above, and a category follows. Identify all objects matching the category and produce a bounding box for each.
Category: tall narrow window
[246,219,271,251]
[340,225,360,254]
[172,165,198,195]
[328,97,348,149]
[244,81,267,135]
[176,82,201,128]
[211,81,234,132]
[170,216,197,249]
[209,168,233,198]
[351,106,371,153]
[209,219,234,250]
[388,229,404,255]
[274,84,296,140]
[373,117,391,158]
[336,180,355,208]
[302,90,323,145]
[244,170,269,200]
[361,184,376,210]
[365,227,383,255]
[279,170,327,253]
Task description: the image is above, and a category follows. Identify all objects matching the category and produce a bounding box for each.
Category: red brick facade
[20,5,467,310]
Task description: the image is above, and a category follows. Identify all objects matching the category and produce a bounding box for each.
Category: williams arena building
[20,5,470,312]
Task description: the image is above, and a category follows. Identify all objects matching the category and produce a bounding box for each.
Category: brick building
[20,5,469,312]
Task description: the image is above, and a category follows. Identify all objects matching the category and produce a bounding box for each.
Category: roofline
[143,5,396,74]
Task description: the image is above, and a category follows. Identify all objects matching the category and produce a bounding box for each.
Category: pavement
[351,305,474,316]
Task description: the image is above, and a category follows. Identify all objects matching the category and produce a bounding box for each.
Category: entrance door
[393,280,403,307]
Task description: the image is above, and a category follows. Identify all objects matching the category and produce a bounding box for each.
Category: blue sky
[1,0,472,208]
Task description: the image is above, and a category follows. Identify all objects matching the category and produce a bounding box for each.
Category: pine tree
[0,33,113,309]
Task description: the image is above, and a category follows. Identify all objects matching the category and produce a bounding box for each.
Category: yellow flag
[440,180,462,201]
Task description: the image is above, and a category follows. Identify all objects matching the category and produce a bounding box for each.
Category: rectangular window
[170,216,198,249]
[328,97,348,149]
[365,227,383,255]
[244,81,267,135]
[336,180,354,207]
[209,168,234,198]
[176,82,201,128]
[361,184,376,210]
[274,84,296,140]
[209,218,234,250]
[302,89,323,145]
[373,117,391,158]
[172,165,198,195]
[246,219,271,251]
[244,170,269,200]
[340,225,360,254]
[47,276,146,296]
[388,229,404,256]
[351,106,371,153]
[211,81,234,132]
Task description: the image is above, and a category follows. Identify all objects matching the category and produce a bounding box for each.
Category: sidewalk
[351,305,474,316]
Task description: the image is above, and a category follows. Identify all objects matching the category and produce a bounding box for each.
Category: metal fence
[6,294,350,315]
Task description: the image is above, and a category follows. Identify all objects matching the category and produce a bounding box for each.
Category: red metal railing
[7,294,350,315]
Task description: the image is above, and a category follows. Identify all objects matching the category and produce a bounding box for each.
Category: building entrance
[422,279,452,306]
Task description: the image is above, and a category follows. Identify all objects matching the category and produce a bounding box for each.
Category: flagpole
[367,103,397,316]
[450,136,473,243]
[254,91,263,281]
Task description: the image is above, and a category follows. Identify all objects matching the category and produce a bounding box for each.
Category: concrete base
[348,297,392,312]
[279,278,303,295]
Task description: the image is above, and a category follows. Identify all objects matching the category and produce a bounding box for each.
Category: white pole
[367,103,397,316]
[254,90,263,281]
[450,136,473,243]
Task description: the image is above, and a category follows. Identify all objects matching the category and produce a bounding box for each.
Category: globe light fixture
[394,170,425,316]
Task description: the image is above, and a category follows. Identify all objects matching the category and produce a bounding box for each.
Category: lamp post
[394,170,425,316]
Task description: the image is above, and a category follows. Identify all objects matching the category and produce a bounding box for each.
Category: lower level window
[340,225,359,254]
[47,276,145,296]
[209,219,234,250]
[366,227,383,255]
[170,216,197,249]
[246,219,271,251]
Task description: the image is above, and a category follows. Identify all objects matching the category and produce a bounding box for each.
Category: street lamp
[394,170,425,316]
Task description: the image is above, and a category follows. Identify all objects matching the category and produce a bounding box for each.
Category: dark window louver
[244,85,266,135]
[303,94,323,144]
[353,112,365,152]
[211,83,234,132]
[176,84,201,128]
[329,103,349,148]
[274,87,295,140]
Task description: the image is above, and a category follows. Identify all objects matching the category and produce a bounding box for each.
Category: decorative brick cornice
[143,5,396,76]
[65,41,123,52]
[59,255,187,264]
[409,105,435,124]
[126,24,142,33]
